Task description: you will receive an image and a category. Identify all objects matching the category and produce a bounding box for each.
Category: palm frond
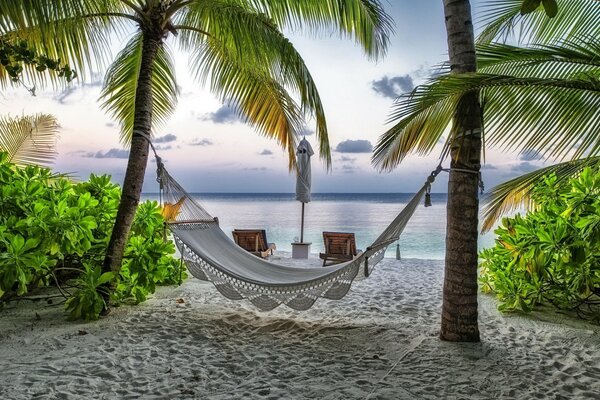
[481,75,600,161]
[481,157,600,232]
[99,33,179,143]
[178,0,332,167]
[192,38,304,169]
[0,113,59,167]
[372,88,457,171]
[247,0,393,60]
[477,0,600,44]
[373,63,600,171]
[477,36,600,77]
[0,0,129,86]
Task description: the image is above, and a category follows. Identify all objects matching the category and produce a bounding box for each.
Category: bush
[480,168,600,321]
[0,153,186,320]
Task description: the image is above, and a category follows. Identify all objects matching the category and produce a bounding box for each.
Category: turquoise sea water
[142,193,497,260]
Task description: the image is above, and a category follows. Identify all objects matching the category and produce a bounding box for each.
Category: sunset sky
[0,0,546,193]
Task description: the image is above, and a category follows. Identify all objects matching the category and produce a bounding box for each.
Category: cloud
[519,150,544,161]
[258,149,273,156]
[371,75,415,99]
[335,139,373,153]
[412,65,429,80]
[54,86,78,105]
[68,150,89,156]
[243,167,267,171]
[53,77,103,105]
[155,145,172,151]
[105,122,115,128]
[481,164,498,170]
[338,156,357,163]
[155,134,177,143]
[299,126,315,136]
[201,105,242,124]
[189,138,214,147]
[511,161,538,173]
[84,148,130,159]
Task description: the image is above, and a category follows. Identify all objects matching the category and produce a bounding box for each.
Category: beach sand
[1,256,599,399]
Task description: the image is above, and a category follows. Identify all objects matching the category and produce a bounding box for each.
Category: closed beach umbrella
[295,138,313,242]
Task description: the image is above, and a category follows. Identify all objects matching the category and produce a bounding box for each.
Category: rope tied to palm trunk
[424,161,485,204]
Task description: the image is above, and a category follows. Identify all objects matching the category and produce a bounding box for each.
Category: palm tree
[436,0,482,342]
[376,0,484,342]
[0,114,59,167]
[372,0,599,341]
[2,1,393,303]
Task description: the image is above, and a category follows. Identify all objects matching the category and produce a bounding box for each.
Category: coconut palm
[373,0,489,342]
[372,0,598,341]
[1,1,393,300]
[373,0,599,230]
[418,0,483,342]
[0,114,59,167]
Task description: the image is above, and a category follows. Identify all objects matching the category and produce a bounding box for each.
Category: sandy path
[1,257,599,399]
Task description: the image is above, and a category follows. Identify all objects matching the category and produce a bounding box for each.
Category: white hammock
[157,160,440,311]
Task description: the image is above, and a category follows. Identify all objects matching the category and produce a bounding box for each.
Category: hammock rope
[140,131,445,311]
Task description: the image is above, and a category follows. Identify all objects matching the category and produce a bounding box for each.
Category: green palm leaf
[247,0,393,60]
[481,157,600,232]
[477,37,600,77]
[192,38,304,169]
[0,113,58,167]
[373,36,600,171]
[372,88,457,171]
[477,0,600,44]
[99,33,179,143]
[0,1,126,85]
[178,0,328,167]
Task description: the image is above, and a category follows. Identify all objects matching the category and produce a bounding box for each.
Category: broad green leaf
[97,271,115,286]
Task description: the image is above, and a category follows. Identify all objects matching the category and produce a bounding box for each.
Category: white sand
[1,256,600,399]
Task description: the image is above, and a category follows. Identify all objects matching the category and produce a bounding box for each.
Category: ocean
[142,193,498,260]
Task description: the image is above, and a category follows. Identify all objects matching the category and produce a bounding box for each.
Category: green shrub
[0,152,185,320]
[480,168,600,321]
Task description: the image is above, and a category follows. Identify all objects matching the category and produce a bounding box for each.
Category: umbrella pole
[300,202,305,243]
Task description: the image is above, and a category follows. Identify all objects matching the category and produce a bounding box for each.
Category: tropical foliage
[0,37,76,91]
[0,113,59,167]
[2,0,392,166]
[372,0,599,229]
[0,1,393,299]
[476,0,600,228]
[0,154,183,320]
[480,167,600,321]
[478,0,598,44]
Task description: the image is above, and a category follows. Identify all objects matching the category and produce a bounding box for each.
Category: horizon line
[140,191,452,195]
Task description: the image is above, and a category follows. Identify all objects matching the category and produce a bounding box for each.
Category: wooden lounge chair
[232,229,276,258]
[319,231,358,266]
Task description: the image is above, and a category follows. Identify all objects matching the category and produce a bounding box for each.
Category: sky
[0,1,547,193]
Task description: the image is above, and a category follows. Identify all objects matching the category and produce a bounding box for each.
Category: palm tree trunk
[103,32,161,279]
[440,0,481,342]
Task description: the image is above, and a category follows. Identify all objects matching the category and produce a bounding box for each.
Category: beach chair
[232,229,277,258]
[319,232,359,266]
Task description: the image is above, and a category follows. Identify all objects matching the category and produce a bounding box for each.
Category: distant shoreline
[141,192,451,195]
